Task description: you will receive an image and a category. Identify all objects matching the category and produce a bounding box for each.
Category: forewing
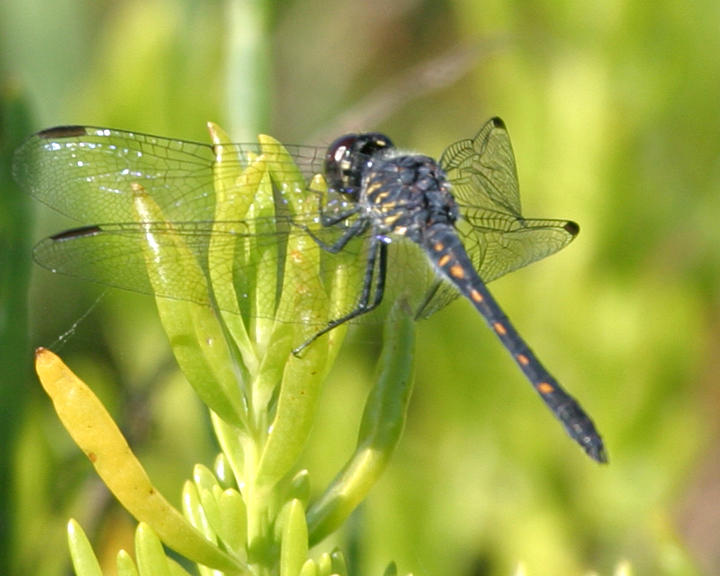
[12,126,326,224]
[440,117,521,216]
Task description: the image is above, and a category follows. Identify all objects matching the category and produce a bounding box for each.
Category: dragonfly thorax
[360,153,459,242]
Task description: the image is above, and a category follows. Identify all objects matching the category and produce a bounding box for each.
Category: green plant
[34,123,416,576]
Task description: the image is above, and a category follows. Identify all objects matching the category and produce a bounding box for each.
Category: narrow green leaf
[251,135,333,414]
[116,550,139,576]
[217,488,248,554]
[298,559,318,576]
[211,412,246,486]
[198,487,222,539]
[135,523,172,576]
[207,121,269,368]
[67,520,103,576]
[257,134,306,210]
[181,481,215,541]
[279,499,309,576]
[214,453,235,488]
[254,182,334,486]
[256,345,328,488]
[307,301,416,544]
[286,469,311,506]
[329,549,347,576]
[316,553,332,576]
[132,185,247,428]
[194,464,221,493]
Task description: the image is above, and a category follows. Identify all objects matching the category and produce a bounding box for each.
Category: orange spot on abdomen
[537,382,554,394]
[449,264,465,279]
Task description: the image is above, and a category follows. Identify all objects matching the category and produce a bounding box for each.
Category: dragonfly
[13,117,606,462]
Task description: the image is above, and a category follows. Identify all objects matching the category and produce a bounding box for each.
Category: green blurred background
[2,1,719,575]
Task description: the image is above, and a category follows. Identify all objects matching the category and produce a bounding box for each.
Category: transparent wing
[15,122,578,324]
[442,116,578,282]
[12,126,327,224]
[420,117,578,318]
[440,116,522,215]
[34,219,360,323]
[31,217,439,326]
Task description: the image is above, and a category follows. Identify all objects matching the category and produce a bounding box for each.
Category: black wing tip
[489,116,506,129]
[564,220,580,236]
[49,225,103,241]
[36,125,90,139]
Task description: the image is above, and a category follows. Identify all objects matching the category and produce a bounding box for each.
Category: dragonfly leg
[318,204,361,227]
[292,236,388,356]
[303,217,368,253]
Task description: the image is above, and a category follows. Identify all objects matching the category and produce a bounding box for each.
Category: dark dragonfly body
[13,117,606,462]
[315,120,606,462]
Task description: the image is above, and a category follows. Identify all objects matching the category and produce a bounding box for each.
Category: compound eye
[326,134,359,164]
[357,133,394,156]
[324,134,359,193]
[324,132,394,198]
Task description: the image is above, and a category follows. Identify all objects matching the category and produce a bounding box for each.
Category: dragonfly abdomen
[422,224,607,462]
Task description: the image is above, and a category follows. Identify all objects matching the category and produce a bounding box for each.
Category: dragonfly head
[324,132,394,200]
